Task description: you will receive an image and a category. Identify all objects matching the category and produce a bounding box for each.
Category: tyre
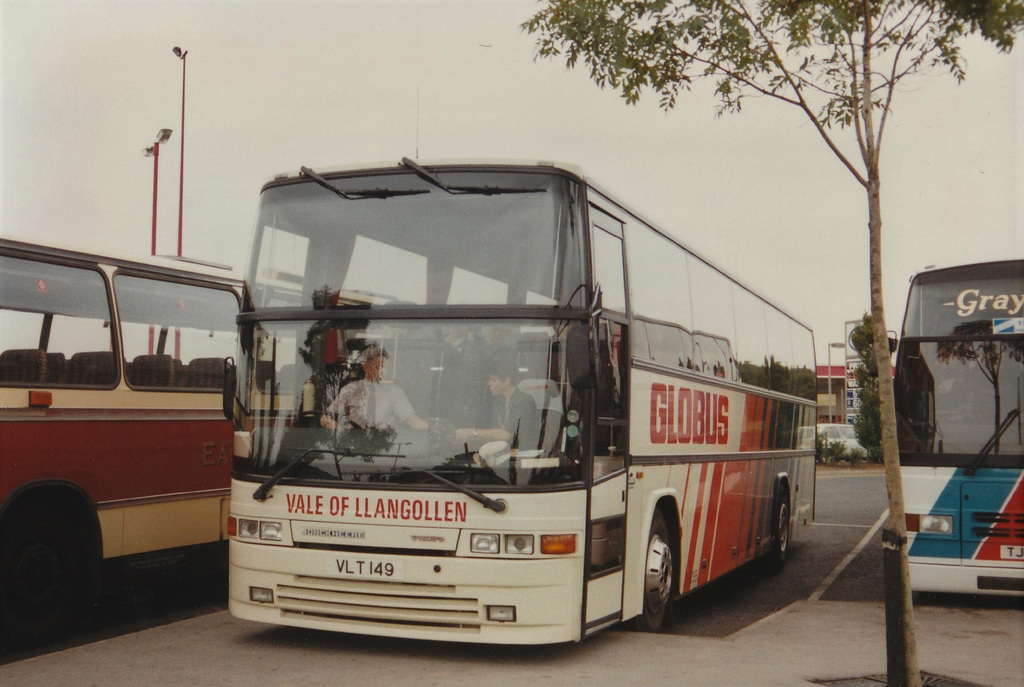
[636,510,673,631]
[766,489,791,574]
[0,510,84,648]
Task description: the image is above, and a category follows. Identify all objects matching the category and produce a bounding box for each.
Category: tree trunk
[867,171,922,687]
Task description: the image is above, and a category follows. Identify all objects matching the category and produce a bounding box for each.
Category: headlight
[919,514,953,534]
[505,534,534,555]
[235,517,284,541]
[471,532,500,554]
[907,513,953,534]
[260,520,284,541]
[238,518,260,539]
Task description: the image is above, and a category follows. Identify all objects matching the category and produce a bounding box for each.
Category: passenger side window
[115,275,238,390]
[0,255,116,387]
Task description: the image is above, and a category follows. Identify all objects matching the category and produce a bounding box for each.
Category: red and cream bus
[0,237,240,647]
[227,159,817,644]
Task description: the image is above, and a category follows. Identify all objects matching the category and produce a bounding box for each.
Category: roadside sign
[846,361,859,388]
[846,389,861,411]
[845,320,860,358]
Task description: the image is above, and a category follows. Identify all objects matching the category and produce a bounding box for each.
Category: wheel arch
[0,479,104,598]
[772,471,791,513]
[646,492,681,599]
[765,471,792,573]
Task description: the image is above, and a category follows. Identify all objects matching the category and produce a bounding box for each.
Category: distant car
[817,423,866,454]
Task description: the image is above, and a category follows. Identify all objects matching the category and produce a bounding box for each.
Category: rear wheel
[636,510,673,631]
[0,510,84,648]
[766,490,791,574]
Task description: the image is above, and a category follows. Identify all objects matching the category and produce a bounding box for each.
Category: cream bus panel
[630,368,745,456]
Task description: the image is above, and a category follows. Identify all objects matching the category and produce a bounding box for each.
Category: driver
[321,344,430,431]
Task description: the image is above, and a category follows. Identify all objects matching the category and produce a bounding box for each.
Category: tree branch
[847,26,870,168]
[700,0,868,186]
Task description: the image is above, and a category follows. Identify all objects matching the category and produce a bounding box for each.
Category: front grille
[275,575,481,634]
[971,511,1024,540]
[295,542,457,557]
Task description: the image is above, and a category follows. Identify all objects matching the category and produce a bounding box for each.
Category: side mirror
[223,357,237,421]
[868,333,899,377]
[566,323,595,389]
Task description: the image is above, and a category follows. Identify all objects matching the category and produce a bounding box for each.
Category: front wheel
[636,510,673,631]
[0,510,85,648]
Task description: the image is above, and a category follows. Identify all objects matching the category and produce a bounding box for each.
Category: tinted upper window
[903,261,1024,338]
[248,170,585,310]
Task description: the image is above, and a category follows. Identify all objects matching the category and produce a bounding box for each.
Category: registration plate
[327,555,404,580]
[1000,545,1024,561]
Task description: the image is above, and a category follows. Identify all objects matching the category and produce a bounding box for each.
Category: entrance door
[584,207,629,634]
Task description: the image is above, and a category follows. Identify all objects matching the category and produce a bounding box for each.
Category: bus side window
[114,274,238,391]
[0,255,116,388]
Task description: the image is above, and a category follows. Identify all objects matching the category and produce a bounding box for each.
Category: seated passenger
[321,345,429,431]
[455,356,539,450]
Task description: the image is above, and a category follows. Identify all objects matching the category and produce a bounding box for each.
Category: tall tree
[523,2,1022,684]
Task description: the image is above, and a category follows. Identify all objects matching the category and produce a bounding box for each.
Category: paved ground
[1,598,1020,686]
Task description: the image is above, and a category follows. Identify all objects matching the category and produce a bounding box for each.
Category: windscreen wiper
[252,449,324,501]
[300,166,427,199]
[406,469,507,513]
[254,444,414,500]
[965,408,1021,475]
[399,157,546,196]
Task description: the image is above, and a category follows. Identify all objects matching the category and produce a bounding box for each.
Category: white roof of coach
[266,158,587,184]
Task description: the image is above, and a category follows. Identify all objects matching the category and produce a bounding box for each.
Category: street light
[826,342,845,422]
[143,129,174,256]
[172,46,188,257]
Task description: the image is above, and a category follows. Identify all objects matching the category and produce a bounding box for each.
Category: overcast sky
[2,0,1021,364]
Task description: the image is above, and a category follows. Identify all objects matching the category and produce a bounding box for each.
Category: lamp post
[827,342,845,422]
[172,46,188,257]
[143,129,174,256]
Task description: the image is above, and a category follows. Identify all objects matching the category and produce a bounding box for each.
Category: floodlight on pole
[173,46,188,257]
[143,129,173,256]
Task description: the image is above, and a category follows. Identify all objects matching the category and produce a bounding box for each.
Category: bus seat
[187,357,225,389]
[517,379,564,453]
[254,360,276,393]
[128,354,175,388]
[45,352,68,384]
[68,351,117,386]
[0,348,47,383]
[174,359,189,387]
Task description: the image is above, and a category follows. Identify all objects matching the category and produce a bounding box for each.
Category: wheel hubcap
[644,536,671,610]
[778,504,789,554]
[11,543,62,610]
